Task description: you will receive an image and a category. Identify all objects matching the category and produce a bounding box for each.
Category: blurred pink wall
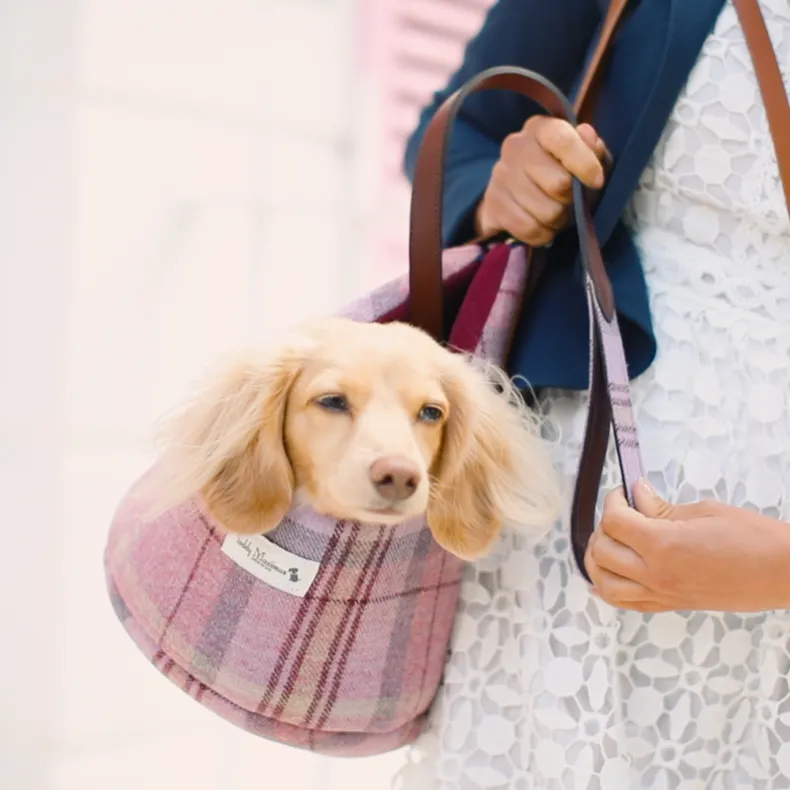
[358,0,494,283]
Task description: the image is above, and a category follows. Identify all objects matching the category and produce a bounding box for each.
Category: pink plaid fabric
[105,241,532,755]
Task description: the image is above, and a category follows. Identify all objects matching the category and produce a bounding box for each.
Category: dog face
[284,321,452,525]
[152,317,560,560]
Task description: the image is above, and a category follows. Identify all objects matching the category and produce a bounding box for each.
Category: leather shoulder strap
[733,0,790,213]
[575,0,633,120]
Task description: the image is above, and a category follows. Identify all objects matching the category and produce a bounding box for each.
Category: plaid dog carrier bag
[104,1,644,756]
[104,244,534,757]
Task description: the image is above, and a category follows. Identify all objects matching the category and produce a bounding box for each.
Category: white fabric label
[221,533,320,597]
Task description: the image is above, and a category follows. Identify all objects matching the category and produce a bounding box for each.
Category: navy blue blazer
[404,0,727,390]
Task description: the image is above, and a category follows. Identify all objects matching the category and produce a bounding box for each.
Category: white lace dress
[396,3,790,788]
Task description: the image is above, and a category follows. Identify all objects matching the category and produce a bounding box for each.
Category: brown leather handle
[408,68,615,341]
[406,67,634,588]
[407,0,633,339]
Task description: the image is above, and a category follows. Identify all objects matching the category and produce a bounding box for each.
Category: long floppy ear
[145,343,307,534]
[426,357,562,560]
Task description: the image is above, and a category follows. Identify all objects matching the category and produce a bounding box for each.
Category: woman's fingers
[532,117,606,189]
[479,180,558,246]
[476,116,609,243]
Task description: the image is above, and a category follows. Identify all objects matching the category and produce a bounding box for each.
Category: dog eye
[417,404,444,423]
[316,394,349,413]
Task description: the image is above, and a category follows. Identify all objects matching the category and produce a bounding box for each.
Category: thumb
[577,123,612,169]
[632,479,680,520]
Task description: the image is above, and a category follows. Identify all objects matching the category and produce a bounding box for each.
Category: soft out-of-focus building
[0,2,489,789]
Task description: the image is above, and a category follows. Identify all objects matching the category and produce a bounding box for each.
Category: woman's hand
[476,117,610,247]
[584,480,790,613]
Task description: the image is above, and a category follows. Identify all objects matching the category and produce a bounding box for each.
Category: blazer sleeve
[403,0,603,247]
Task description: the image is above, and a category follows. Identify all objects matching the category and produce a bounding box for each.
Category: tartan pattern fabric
[340,244,480,325]
[106,495,461,755]
[105,240,532,755]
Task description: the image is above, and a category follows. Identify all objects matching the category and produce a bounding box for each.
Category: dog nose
[369,456,421,502]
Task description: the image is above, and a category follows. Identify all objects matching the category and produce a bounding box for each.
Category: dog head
[150,317,560,560]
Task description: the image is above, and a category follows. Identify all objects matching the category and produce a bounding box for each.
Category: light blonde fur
[146,317,561,560]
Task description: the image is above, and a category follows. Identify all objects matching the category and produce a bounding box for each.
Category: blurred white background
[0,0,490,788]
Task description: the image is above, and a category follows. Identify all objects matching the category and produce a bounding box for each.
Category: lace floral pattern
[396,4,790,788]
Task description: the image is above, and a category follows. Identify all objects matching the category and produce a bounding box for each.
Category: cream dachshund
[149,317,561,560]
